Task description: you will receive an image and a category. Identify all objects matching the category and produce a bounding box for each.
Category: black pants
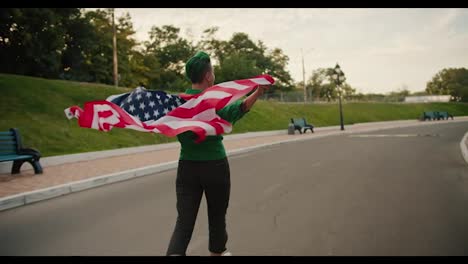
[166,158,231,255]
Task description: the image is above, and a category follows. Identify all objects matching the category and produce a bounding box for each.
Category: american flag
[108,87,186,123]
[65,74,274,142]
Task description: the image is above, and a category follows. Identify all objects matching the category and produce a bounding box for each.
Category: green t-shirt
[177,88,248,161]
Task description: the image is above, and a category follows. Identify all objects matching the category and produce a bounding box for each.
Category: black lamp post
[332,63,346,131]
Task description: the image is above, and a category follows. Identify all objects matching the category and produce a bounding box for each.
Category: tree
[145,25,194,72]
[265,47,294,92]
[115,12,139,87]
[1,10,297,94]
[426,68,468,102]
[306,67,356,101]
[214,52,262,83]
[386,85,410,102]
[144,25,194,91]
[126,49,162,88]
[60,9,101,82]
[62,9,141,86]
[307,68,329,100]
[197,27,227,65]
[0,8,81,78]
[73,9,114,84]
[341,83,357,99]
[199,31,294,93]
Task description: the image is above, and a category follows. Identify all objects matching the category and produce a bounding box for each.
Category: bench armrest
[18,148,42,159]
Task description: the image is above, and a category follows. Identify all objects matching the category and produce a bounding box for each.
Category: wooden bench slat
[0,150,16,153]
[0,153,17,156]
[0,131,14,136]
[0,146,16,150]
[0,142,16,145]
[0,155,34,162]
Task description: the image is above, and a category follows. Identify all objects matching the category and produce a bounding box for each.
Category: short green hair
[185,51,211,84]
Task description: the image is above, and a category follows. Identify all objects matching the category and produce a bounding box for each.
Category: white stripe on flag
[152,111,212,125]
[219,122,232,133]
[125,124,158,132]
[151,112,222,135]
[128,114,143,126]
[191,108,218,121]
[106,92,129,102]
[163,120,217,135]
[179,91,232,109]
[64,108,73,119]
[217,81,249,90]
[250,77,271,85]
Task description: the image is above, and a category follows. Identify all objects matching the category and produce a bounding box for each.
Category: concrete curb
[3,117,467,174]
[0,134,344,212]
[1,118,468,212]
[0,161,177,211]
[0,131,288,174]
[460,131,468,165]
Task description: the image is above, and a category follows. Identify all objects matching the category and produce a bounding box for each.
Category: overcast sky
[101,8,468,94]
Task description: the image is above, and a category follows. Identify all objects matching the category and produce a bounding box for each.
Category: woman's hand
[256,85,269,96]
[242,85,271,112]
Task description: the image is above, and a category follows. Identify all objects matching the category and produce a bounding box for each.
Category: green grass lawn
[1,73,467,157]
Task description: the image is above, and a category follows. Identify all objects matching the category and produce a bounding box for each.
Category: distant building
[404,95,451,103]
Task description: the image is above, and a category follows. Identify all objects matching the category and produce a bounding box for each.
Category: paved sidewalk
[0,133,312,198]
[1,117,467,210]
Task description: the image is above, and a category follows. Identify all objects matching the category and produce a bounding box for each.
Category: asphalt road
[1,122,468,256]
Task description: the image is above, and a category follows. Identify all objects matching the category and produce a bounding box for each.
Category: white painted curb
[460,131,468,165]
[0,161,177,211]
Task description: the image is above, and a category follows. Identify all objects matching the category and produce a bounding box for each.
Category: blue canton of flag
[109,86,186,122]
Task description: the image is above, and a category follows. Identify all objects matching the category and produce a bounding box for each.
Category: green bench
[291,118,314,134]
[421,111,435,121]
[420,111,453,121]
[0,128,43,174]
[437,111,454,120]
